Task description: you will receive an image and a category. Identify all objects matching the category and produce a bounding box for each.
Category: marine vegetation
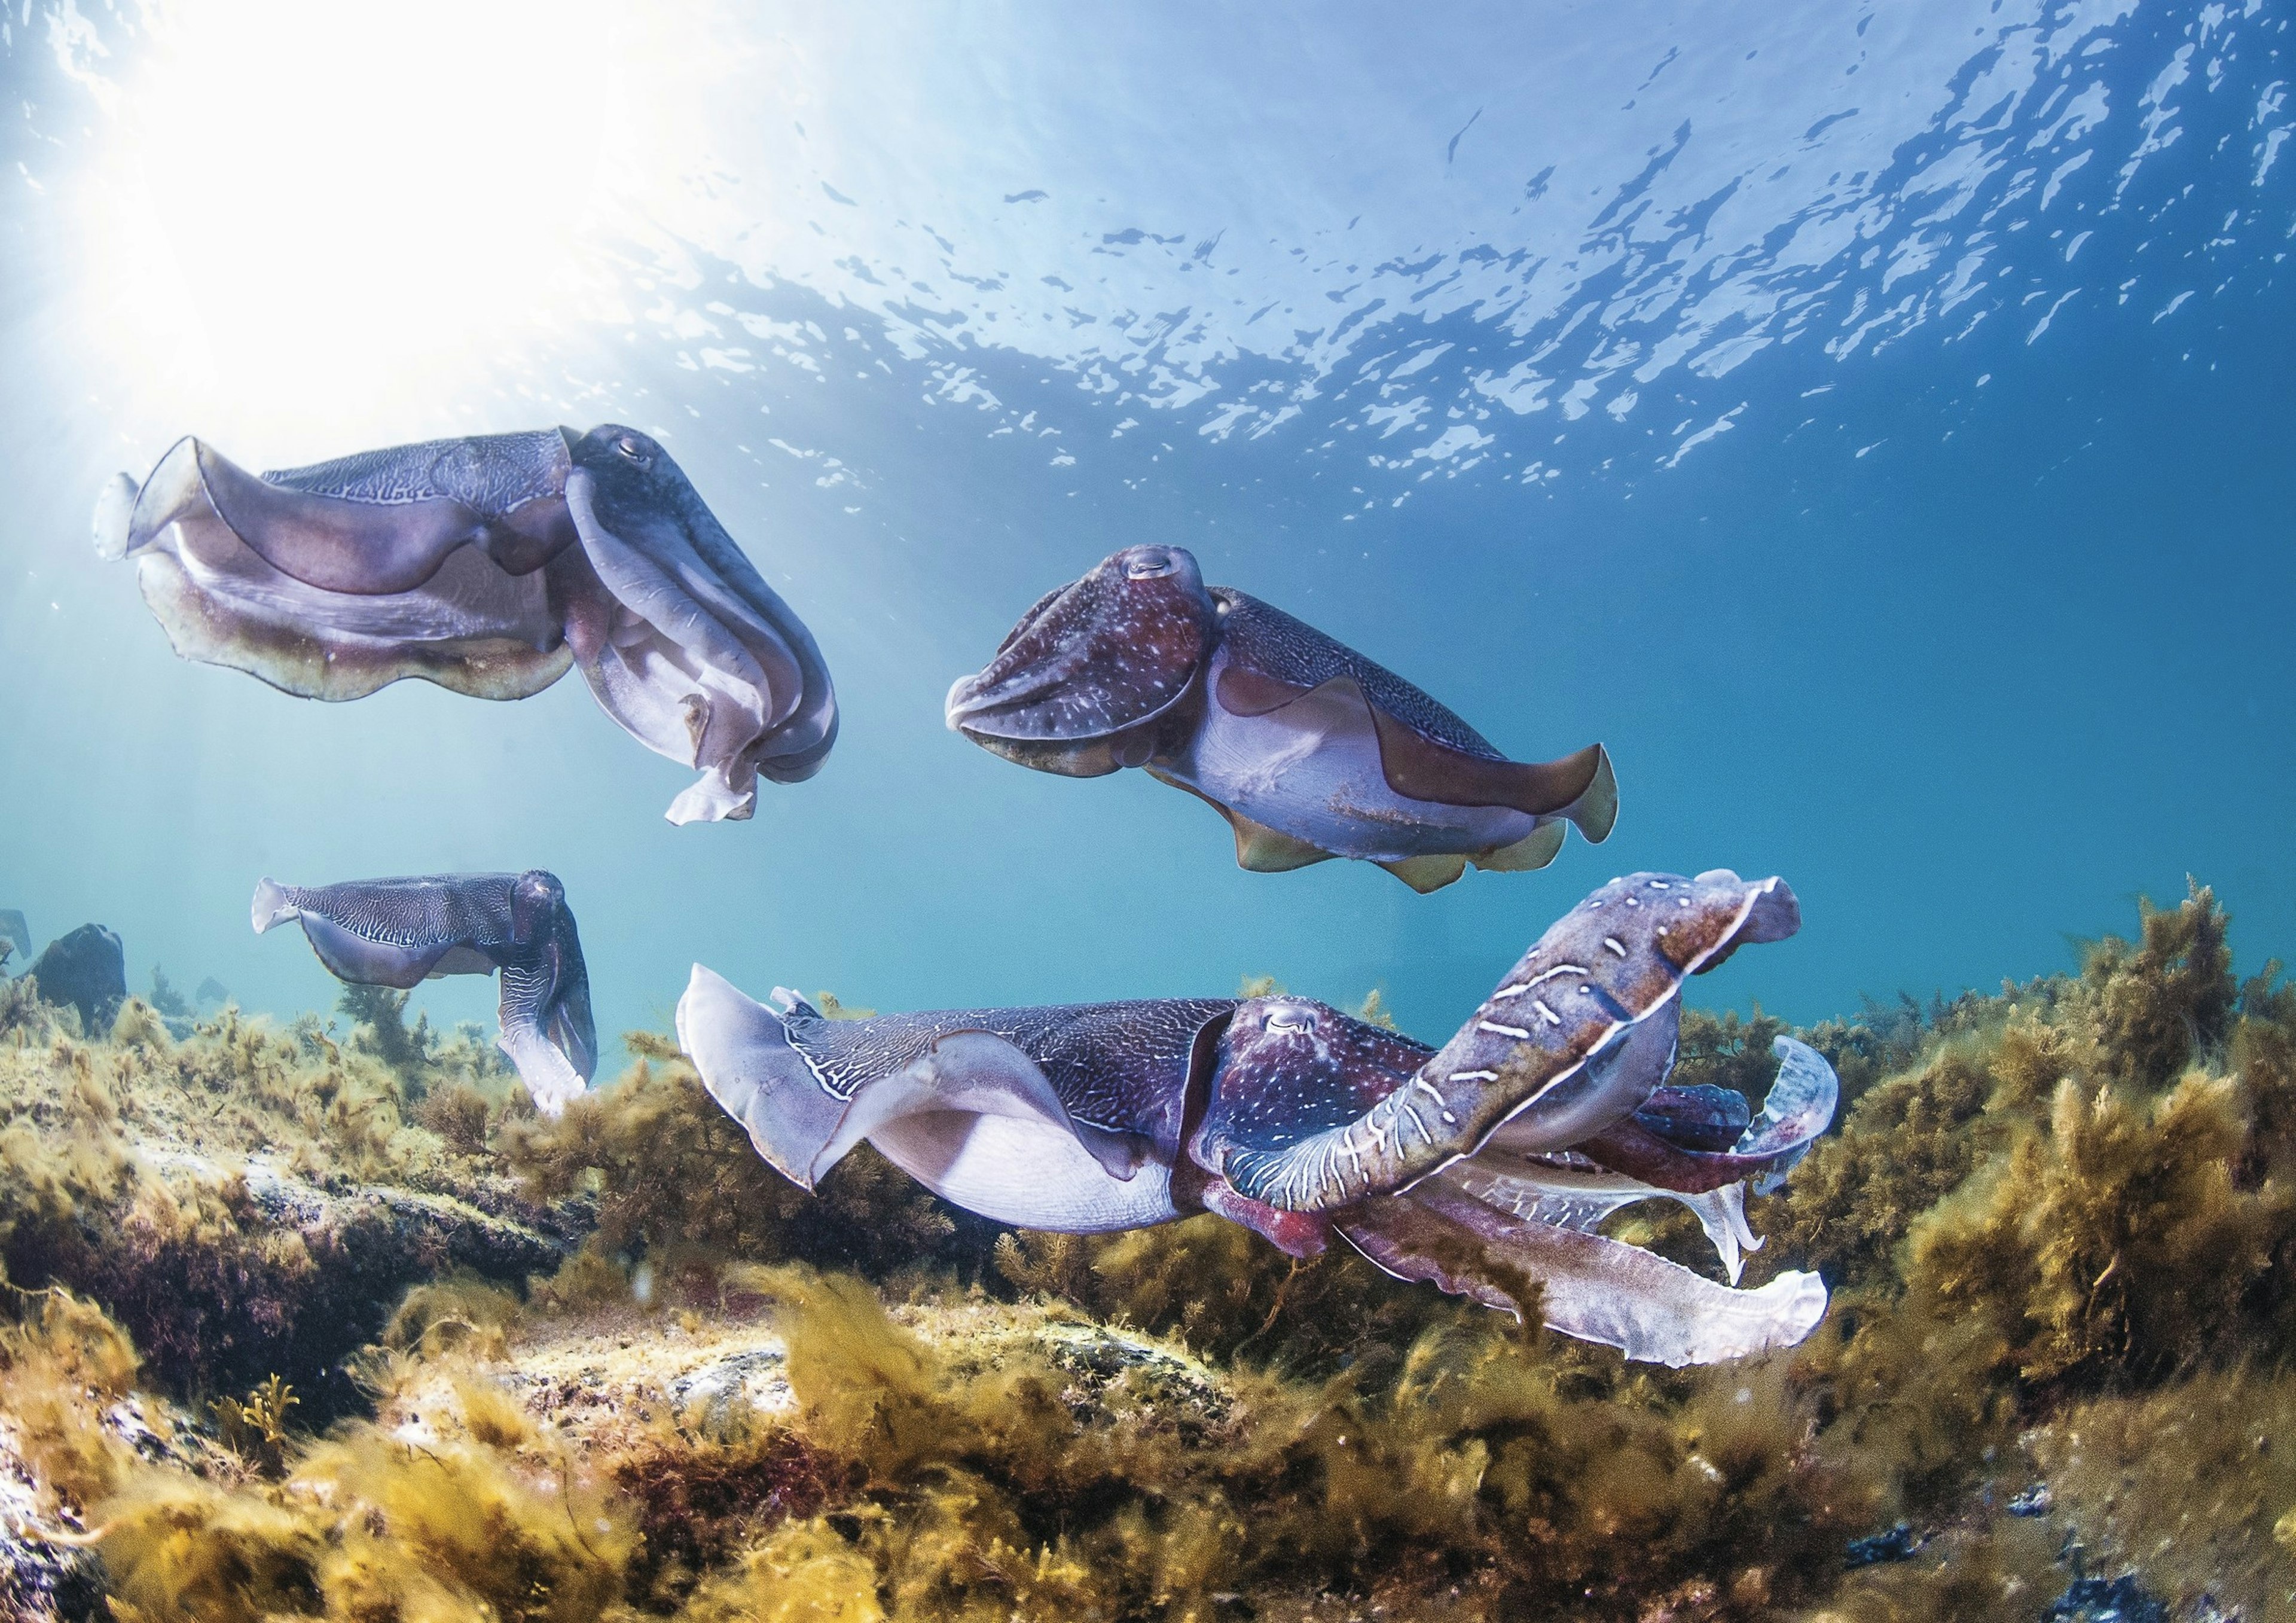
[94,423,837,823]
[0,881,2289,1621]
[945,543,1615,890]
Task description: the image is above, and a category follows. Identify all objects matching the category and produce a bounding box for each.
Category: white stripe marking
[1451,1069,1498,1084]
[1493,963,1586,1000]
[1478,1020,1531,1039]
[1603,937,1628,957]
[1532,999,1562,1026]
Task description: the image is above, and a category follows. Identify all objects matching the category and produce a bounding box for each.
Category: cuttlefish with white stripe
[680,868,1839,1368]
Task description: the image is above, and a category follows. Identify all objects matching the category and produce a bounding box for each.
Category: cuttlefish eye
[1264,1006,1315,1034]
[1123,549,1178,581]
[615,434,654,467]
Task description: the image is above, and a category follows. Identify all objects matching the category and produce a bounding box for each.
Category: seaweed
[0,1005,566,1415]
[2029,1365,2296,1619]
[336,980,433,1096]
[500,1039,998,1287]
[0,881,2291,1620]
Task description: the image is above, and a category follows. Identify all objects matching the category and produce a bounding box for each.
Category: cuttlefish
[680,869,1836,1366]
[945,544,1616,891]
[253,871,596,1115]
[95,426,836,824]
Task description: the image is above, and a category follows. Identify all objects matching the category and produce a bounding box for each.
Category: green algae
[0,881,2291,1619]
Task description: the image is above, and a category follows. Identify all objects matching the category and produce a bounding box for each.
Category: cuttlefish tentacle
[96,425,836,822]
[1194,871,1799,1213]
[1442,1035,1837,1284]
[1574,1035,1841,1195]
[1339,1181,1828,1368]
[251,871,596,1115]
[946,544,1614,889]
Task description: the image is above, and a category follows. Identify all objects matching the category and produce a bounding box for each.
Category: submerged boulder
[25,925,126,1033]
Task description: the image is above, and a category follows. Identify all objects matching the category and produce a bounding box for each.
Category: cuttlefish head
[946,544,1217,776]
[508,870,567,947]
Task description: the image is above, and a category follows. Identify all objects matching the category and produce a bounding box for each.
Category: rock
[0,1437,99,1623]
[1844,1520,1922,1567]
[2042,1574,2170,1623]
[24,926,126,1034]
[53,1148,569,1421]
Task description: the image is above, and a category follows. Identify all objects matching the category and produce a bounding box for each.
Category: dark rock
[2043,1574,2169,1623]
[25,925,126,1034]
[20,1152,567,1424]
[1844,1520,1922,1567]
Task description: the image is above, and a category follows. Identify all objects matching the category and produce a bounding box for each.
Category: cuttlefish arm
[944,544,1217,777]
[94,432,578,702]
[1188,871,1827,1363]
[1449,1034,1840,1283]
[1192,871,1799,1213]
[1339,1181,1828,1368]
[1574,1035,1841,1194]
[251,871,597,1115]
[677,969,1220,1232]
[558,427,838,822]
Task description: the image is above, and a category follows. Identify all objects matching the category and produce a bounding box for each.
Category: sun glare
[78,0,613,454]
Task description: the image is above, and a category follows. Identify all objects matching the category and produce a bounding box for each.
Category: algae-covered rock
[23,926,126,1036]
[0,881,2292,1621]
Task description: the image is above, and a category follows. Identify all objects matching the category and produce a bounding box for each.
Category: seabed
[0,883,2288,1622]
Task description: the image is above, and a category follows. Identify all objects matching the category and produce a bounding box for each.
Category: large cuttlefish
[679,869,1835,1365]
[945,544,1616,891]
[96,426,836,824]
[253,871,596,1115]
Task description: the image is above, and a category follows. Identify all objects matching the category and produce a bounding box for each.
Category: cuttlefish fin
[678,964,854,1191]
[678,968,1144,1205]
[814,1029,1142,1183]
[1146,767,1337,874]
[1234,813,1337,874]
[124,437,498,596]
[1472,819,1568,874]
[1378,853,1469,892]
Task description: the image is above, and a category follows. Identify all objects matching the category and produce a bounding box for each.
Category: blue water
[1,1,2291,1053]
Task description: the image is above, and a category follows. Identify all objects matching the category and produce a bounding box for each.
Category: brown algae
[0,883,2287,1619]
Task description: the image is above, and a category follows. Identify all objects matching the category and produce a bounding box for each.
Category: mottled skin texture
[945,544,1617,890]
[682,870,1841,1365]
[96,425,836,825]
[252,871,596,1116]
